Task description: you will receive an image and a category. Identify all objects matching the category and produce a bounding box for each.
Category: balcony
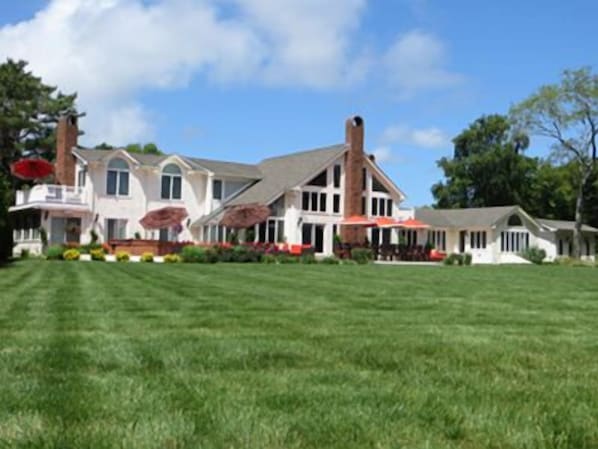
[11,184,91,212]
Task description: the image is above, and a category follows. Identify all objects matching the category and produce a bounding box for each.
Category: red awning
[340,215,376,227]
[10,158,54,180]
[397,218,430,229]
[139,206,188,230]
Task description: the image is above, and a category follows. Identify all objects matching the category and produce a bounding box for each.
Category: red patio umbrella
[220,203,271,229]
[10,158,54,180]
[340,215,376,227]
[397,218,430,229]
[139,206,188,230]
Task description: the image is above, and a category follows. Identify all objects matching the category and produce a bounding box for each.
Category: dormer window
[106,158,129,196]
[161,164,182,200]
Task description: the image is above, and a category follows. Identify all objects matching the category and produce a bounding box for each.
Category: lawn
[1,261,598,449]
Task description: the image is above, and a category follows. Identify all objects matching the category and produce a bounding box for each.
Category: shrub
[444,253,463,266]
[90,249,106,261]
[20,249,30,259]
[216,246,236,262]
[181,245,216,263]
[300,253,317,264]
[278,254,299,264]
[79,243,102,254]
[134,232,141,240]
[262,254,278,264]
[90,229,99,244]
[164,253,182,263]
[63,248,81,261]
[232,245,261,263]
[521,246,546,265]
[46,245,64,260]
[320,256,340,265]
[351,248,373,265]
[140,252,154,263]
[463,252,473,266]
[116,251,130,262]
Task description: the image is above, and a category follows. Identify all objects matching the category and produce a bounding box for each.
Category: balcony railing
[15,184,88,208]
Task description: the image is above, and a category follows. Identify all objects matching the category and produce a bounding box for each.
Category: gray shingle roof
[73,148,262,179]
[536,218,598,233]
[227,144,347,206]
[415,206,524,228]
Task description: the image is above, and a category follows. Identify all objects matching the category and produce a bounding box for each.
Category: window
[386,199,393,217]
[106,219,127,241]
[586,239,591,257]
[501,231,529,253]
[379,199,386,217]
[362,168,367,191]
[302,223,324,253]
[307,170,327,187]
[302,190,326,212]
[161,164,182,200]
[302,192,309,210]
[106,158,129,196]
[470,231,487,249]
[213,179,223,200]
[371,198,378,216]
[558,239,564,256]
[77,168,86,187]
[361,196,366,215]
[372,176,389,193]
[333,165,341,188]
[508,214,523,226]
[427,230,446,251]
[400,229,417,246]
[256,219,285,243]
[333,194,340,214]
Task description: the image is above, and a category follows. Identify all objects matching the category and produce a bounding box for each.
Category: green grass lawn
[1,261,598,449]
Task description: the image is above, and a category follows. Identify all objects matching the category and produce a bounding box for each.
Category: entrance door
[459,230,467,253]
[65,218,81,243]
[301,223,325,253]
[50,217,66,245]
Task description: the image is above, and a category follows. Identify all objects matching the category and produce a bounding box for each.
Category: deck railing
[15,185,87,207]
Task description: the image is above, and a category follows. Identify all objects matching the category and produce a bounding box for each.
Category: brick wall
[341,116,366,244]
[55,116,78,186]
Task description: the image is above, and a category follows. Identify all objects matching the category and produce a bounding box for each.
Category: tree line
[0,59,596,261]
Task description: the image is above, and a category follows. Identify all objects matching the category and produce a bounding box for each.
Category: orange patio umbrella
[397,218,430,229]
[375,217,401,228]
[340,215,376,227]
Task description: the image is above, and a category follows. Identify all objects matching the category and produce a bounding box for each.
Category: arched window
[161,163,182,200]
[106,158,129,196]
[507,214,523,226]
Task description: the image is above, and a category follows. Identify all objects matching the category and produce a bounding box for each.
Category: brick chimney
[55,115,78,186]
[341,115,366,245]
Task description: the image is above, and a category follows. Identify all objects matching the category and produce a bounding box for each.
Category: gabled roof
[73,148,262,179]
[536,218,598,233]
[227,144,347,206]
[415,205,530,228]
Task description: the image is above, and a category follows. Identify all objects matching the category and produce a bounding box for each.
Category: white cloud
[381,124,450,149]
[372,146,393,163]
[0,0,367,145]
[384,30,463,97]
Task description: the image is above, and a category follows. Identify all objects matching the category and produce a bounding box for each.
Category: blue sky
[0,0,596,206]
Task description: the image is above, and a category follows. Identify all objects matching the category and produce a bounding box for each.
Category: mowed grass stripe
[1,261,598,448]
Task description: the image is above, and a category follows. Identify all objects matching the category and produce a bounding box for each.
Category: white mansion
[10,115,597,263]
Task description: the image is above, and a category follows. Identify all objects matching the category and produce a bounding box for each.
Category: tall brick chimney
[55,115,78,186]
[341,115,366,245]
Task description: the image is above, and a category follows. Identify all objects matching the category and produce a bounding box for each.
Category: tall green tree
[0,59,78,261]
[432,114,538,210]
[511,67,598,258]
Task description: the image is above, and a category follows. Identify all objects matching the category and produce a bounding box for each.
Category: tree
[432,114,538,210]
[511,68,598,258]
[127,143,163,155]
[0,59,78,261]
